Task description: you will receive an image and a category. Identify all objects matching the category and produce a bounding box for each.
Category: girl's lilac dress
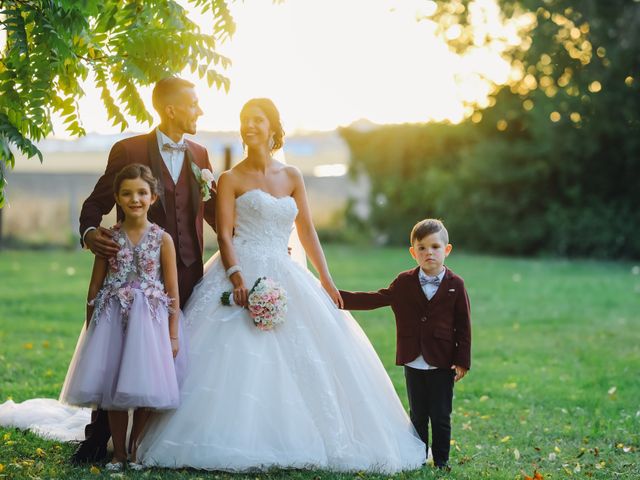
[60,223,186,411]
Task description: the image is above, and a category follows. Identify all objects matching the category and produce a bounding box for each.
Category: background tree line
[342,0,639,259]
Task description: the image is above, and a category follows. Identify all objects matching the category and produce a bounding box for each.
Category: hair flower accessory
[191,162,214,201]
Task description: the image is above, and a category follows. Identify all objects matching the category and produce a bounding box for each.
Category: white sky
[49,0,511,136]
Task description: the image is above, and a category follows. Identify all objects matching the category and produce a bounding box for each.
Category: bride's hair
[241,98,285,151]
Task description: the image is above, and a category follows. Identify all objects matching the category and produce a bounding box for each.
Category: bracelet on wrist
[226,265,242,278]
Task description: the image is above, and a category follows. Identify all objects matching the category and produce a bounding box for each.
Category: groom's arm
[339,279,396,311]
[79,141,128,246]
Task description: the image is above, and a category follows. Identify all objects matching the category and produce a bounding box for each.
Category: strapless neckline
[236,188,295,203]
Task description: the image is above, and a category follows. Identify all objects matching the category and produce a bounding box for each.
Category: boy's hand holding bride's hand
[321,278,344,309]
[452,365,468,382]
[230,273,249,307]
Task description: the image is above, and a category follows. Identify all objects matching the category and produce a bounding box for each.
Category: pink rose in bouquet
[221,277,287,330]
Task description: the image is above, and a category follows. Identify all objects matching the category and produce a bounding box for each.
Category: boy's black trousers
[404,366,455,467]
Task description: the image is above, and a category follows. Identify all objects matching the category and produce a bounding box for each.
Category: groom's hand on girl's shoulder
[86,227,120,258]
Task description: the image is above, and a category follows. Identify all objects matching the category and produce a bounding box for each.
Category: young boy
[339,218,471,470]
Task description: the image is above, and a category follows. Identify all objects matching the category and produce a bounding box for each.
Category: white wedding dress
[137,189,425,472]
[0,188,425,473]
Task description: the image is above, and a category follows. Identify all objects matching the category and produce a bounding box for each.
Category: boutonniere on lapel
[190,162,215,201]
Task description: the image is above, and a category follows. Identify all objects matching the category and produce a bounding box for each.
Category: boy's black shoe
[70,441,108,464]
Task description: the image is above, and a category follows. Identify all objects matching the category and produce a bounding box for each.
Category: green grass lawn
[1,247,639,479]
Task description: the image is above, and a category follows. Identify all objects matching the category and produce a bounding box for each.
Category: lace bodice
[107,223,164,285]
[91,223,171,327]
[232,189,299,256]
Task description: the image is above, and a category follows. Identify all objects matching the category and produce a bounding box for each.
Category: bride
[136,98,426,472]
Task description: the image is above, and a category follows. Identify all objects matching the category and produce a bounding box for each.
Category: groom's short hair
[152,77,195,112]
[410,219,449,245]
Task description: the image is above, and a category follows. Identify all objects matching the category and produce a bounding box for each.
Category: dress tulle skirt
[59,292,187,411]
[137,247,426,473]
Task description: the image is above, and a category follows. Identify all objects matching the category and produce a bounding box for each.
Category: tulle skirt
[137,248,425,473]
[60,292,187,411]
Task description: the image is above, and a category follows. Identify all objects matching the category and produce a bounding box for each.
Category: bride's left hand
[321,278,344,309]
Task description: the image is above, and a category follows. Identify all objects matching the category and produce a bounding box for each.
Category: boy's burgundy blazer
[340,267,471,370]
[79,129,216,257]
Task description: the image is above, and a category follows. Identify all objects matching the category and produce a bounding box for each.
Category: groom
[73,76,217,463]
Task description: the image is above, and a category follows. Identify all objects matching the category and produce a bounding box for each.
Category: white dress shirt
[156,129,186,183]
[404,267,446,370]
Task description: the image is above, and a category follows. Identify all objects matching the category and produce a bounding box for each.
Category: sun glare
[50,0,522,136]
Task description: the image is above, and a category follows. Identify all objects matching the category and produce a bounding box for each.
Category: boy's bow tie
[420,276,441,287]
[162,143,187,152]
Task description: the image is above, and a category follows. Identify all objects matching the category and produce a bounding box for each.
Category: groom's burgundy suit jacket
[340,267,471,370]
[79,129,217,304]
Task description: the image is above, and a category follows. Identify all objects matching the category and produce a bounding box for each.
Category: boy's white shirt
[404,267,446,370]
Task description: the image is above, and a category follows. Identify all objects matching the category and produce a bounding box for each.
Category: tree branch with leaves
[0,0,236,207]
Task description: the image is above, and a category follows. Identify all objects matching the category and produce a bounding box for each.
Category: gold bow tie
[162,143,187,152]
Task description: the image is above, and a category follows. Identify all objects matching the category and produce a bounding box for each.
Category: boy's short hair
[410,219,449,245]
[152,77,195,112]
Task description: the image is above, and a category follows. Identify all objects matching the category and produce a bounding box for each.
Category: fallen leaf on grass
[595,461,605,469]
[522,470,543,479]
[90,465,100,474]
[500,435,511,443]
[35,448,46,457]
[22,343,33,350]
[514,448,520,460]
[0,464,4,473]
[548,453,557,461]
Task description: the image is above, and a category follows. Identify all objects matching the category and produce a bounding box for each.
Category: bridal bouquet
[221,277,288,330]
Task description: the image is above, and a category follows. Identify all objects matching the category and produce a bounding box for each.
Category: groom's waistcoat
[79,129,217,268]
[156,155,199,267]
[340,267,471,370]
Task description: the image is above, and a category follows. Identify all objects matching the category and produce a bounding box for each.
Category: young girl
[60,163,184,470]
